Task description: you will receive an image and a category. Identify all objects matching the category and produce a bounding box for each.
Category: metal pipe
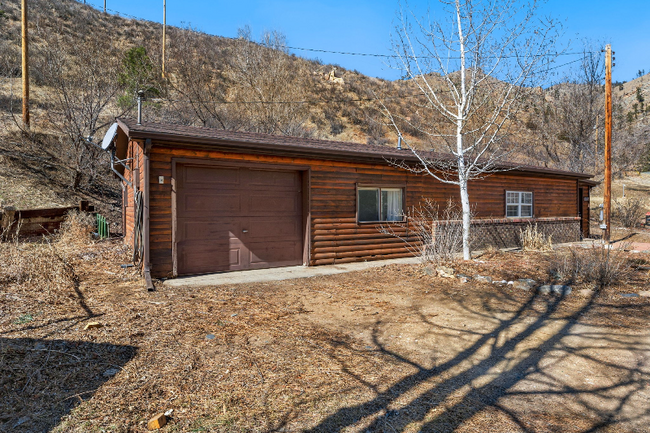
[109,149,133,187]
[143,139,154,291]
[137,90,144,125]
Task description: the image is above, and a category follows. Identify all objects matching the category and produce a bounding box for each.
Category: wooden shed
[108,118,595,282]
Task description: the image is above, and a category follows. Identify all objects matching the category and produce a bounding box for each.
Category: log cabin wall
[123,140,144,245]
[579,184,591,238]
[136,141,585,278]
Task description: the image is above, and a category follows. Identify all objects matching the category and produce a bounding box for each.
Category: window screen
[358,187,403,222]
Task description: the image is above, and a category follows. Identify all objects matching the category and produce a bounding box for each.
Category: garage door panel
[247,194,300,215]
[248,169,300,189]
[180,220,241,241]
[245,217,301,239]
[247,241,303,266]
[176,164,303,275]
[183,166,240,188]
[178,238,246,273]
[178,245,235,274]
[179,193,242,217]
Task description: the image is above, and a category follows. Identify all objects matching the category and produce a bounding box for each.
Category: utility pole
[162,0,166,78]
[21,0,29,129]
[603,44,612,242]
[594,114,599,173]
[104,1,106,13]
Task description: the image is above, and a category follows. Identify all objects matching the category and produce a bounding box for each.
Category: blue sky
[87,0,649,83]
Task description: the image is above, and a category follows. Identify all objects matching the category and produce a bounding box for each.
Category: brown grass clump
[0,238,74,293]
[56,210,95,249]
[547,244,632,288]
[0,211,95,308]
[519,223,553,252]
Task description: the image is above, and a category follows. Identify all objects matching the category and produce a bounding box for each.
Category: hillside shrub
[612,197,645,228]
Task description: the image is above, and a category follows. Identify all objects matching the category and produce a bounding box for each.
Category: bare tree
[166,27,239,129]
[386,0,561,259]
[526,44,605,172]
[229,26,313,137]
[37,30,123,189]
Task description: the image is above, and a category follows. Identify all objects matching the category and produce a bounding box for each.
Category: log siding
[130,143,587,278]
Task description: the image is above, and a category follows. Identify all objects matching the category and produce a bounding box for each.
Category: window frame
[505,190,534,218]
[356,184,406,224]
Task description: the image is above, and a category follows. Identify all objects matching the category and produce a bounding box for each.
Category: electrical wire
[286,46,593,60]
[158,92,428,105]
[79,1,594,62]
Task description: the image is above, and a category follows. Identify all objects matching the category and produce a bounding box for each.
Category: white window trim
[506,191,533,218]
[357,186,405,223]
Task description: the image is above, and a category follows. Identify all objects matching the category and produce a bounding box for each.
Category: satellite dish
[101,123,119,150]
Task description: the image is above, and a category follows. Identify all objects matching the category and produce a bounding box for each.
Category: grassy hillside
[0,0,648,219]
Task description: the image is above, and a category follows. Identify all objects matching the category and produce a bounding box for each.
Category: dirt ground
[2,237,650,433]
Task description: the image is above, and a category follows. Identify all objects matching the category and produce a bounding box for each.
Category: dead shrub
[381,199,466,264]
[520,223,553,251]
[0,212,92,296]
[548,244,631,288]
[0,238,74,292]
[612,197,645,228]
[56,210,95,249]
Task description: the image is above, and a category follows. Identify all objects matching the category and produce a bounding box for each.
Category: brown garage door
[175,164,303,275]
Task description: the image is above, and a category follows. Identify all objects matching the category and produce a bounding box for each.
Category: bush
[380,199,467,264]
[520,223,552,251]
[548,245,630,288]
[0,211,92,291]
[612,197,645,228]
[56,210,95,249]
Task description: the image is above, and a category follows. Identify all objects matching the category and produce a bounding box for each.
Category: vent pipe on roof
[397,134,402,150]
[137,90,145,125]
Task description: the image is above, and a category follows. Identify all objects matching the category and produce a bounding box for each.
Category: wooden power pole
[603,44,612,242]
[21,0,29,129]
[104,1,106,13]
[162,0,166,78]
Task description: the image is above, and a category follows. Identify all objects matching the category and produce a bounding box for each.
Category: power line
[286,45,593,60]
[158,91,428,105]
[79,2,593,63]
[541,57,585,72]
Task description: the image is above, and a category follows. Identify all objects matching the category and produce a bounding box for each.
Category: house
[106,118,595,284]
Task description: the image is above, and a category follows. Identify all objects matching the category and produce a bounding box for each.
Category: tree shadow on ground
[0,338,137,433]
[302,290,650,432]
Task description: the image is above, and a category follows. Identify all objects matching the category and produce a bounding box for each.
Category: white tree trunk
[459,177,471,260]
[455,0,471,260]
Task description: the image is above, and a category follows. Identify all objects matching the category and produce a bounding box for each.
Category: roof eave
[116,119,593,180]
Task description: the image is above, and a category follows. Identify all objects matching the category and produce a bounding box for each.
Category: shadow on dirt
[0,338,137,433]
[301,291,650,432]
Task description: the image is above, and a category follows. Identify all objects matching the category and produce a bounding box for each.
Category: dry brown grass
[548,244,633,288]
[2,223,650,432]
[519,223,553,252]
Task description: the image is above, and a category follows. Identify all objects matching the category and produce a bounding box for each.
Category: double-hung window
[506,191,533,217]
[358,187,404,222]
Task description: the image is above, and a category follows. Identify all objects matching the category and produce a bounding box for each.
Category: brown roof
[116,118,593,180]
